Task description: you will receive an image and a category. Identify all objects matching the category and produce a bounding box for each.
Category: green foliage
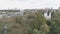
[47,11,60,34]
[29,13,50,34]
[0,10,60,34]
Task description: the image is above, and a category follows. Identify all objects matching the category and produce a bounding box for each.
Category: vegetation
[0,9,60,34]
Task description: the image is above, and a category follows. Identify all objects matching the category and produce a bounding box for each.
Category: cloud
[0,0,60,9]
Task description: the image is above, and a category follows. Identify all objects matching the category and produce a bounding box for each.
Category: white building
[44,12,51,20]
[0,15,3,18]
[44,9,52,20]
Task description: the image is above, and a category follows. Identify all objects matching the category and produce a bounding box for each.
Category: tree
[47,10,60,34]
[27,12,50,34]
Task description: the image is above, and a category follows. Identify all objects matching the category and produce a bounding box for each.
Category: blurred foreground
[0,8,60,34]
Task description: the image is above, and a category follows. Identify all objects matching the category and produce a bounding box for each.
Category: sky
[0,0,60,9]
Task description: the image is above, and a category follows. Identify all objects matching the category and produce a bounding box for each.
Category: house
[44,12,51,20]
[44,9,53,20]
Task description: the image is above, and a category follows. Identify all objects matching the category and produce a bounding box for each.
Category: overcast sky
[0,0,60,9]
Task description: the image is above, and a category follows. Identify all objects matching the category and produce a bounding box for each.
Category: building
[0,10,20,18]
[44,12,51,20]
[44,9,52,20]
